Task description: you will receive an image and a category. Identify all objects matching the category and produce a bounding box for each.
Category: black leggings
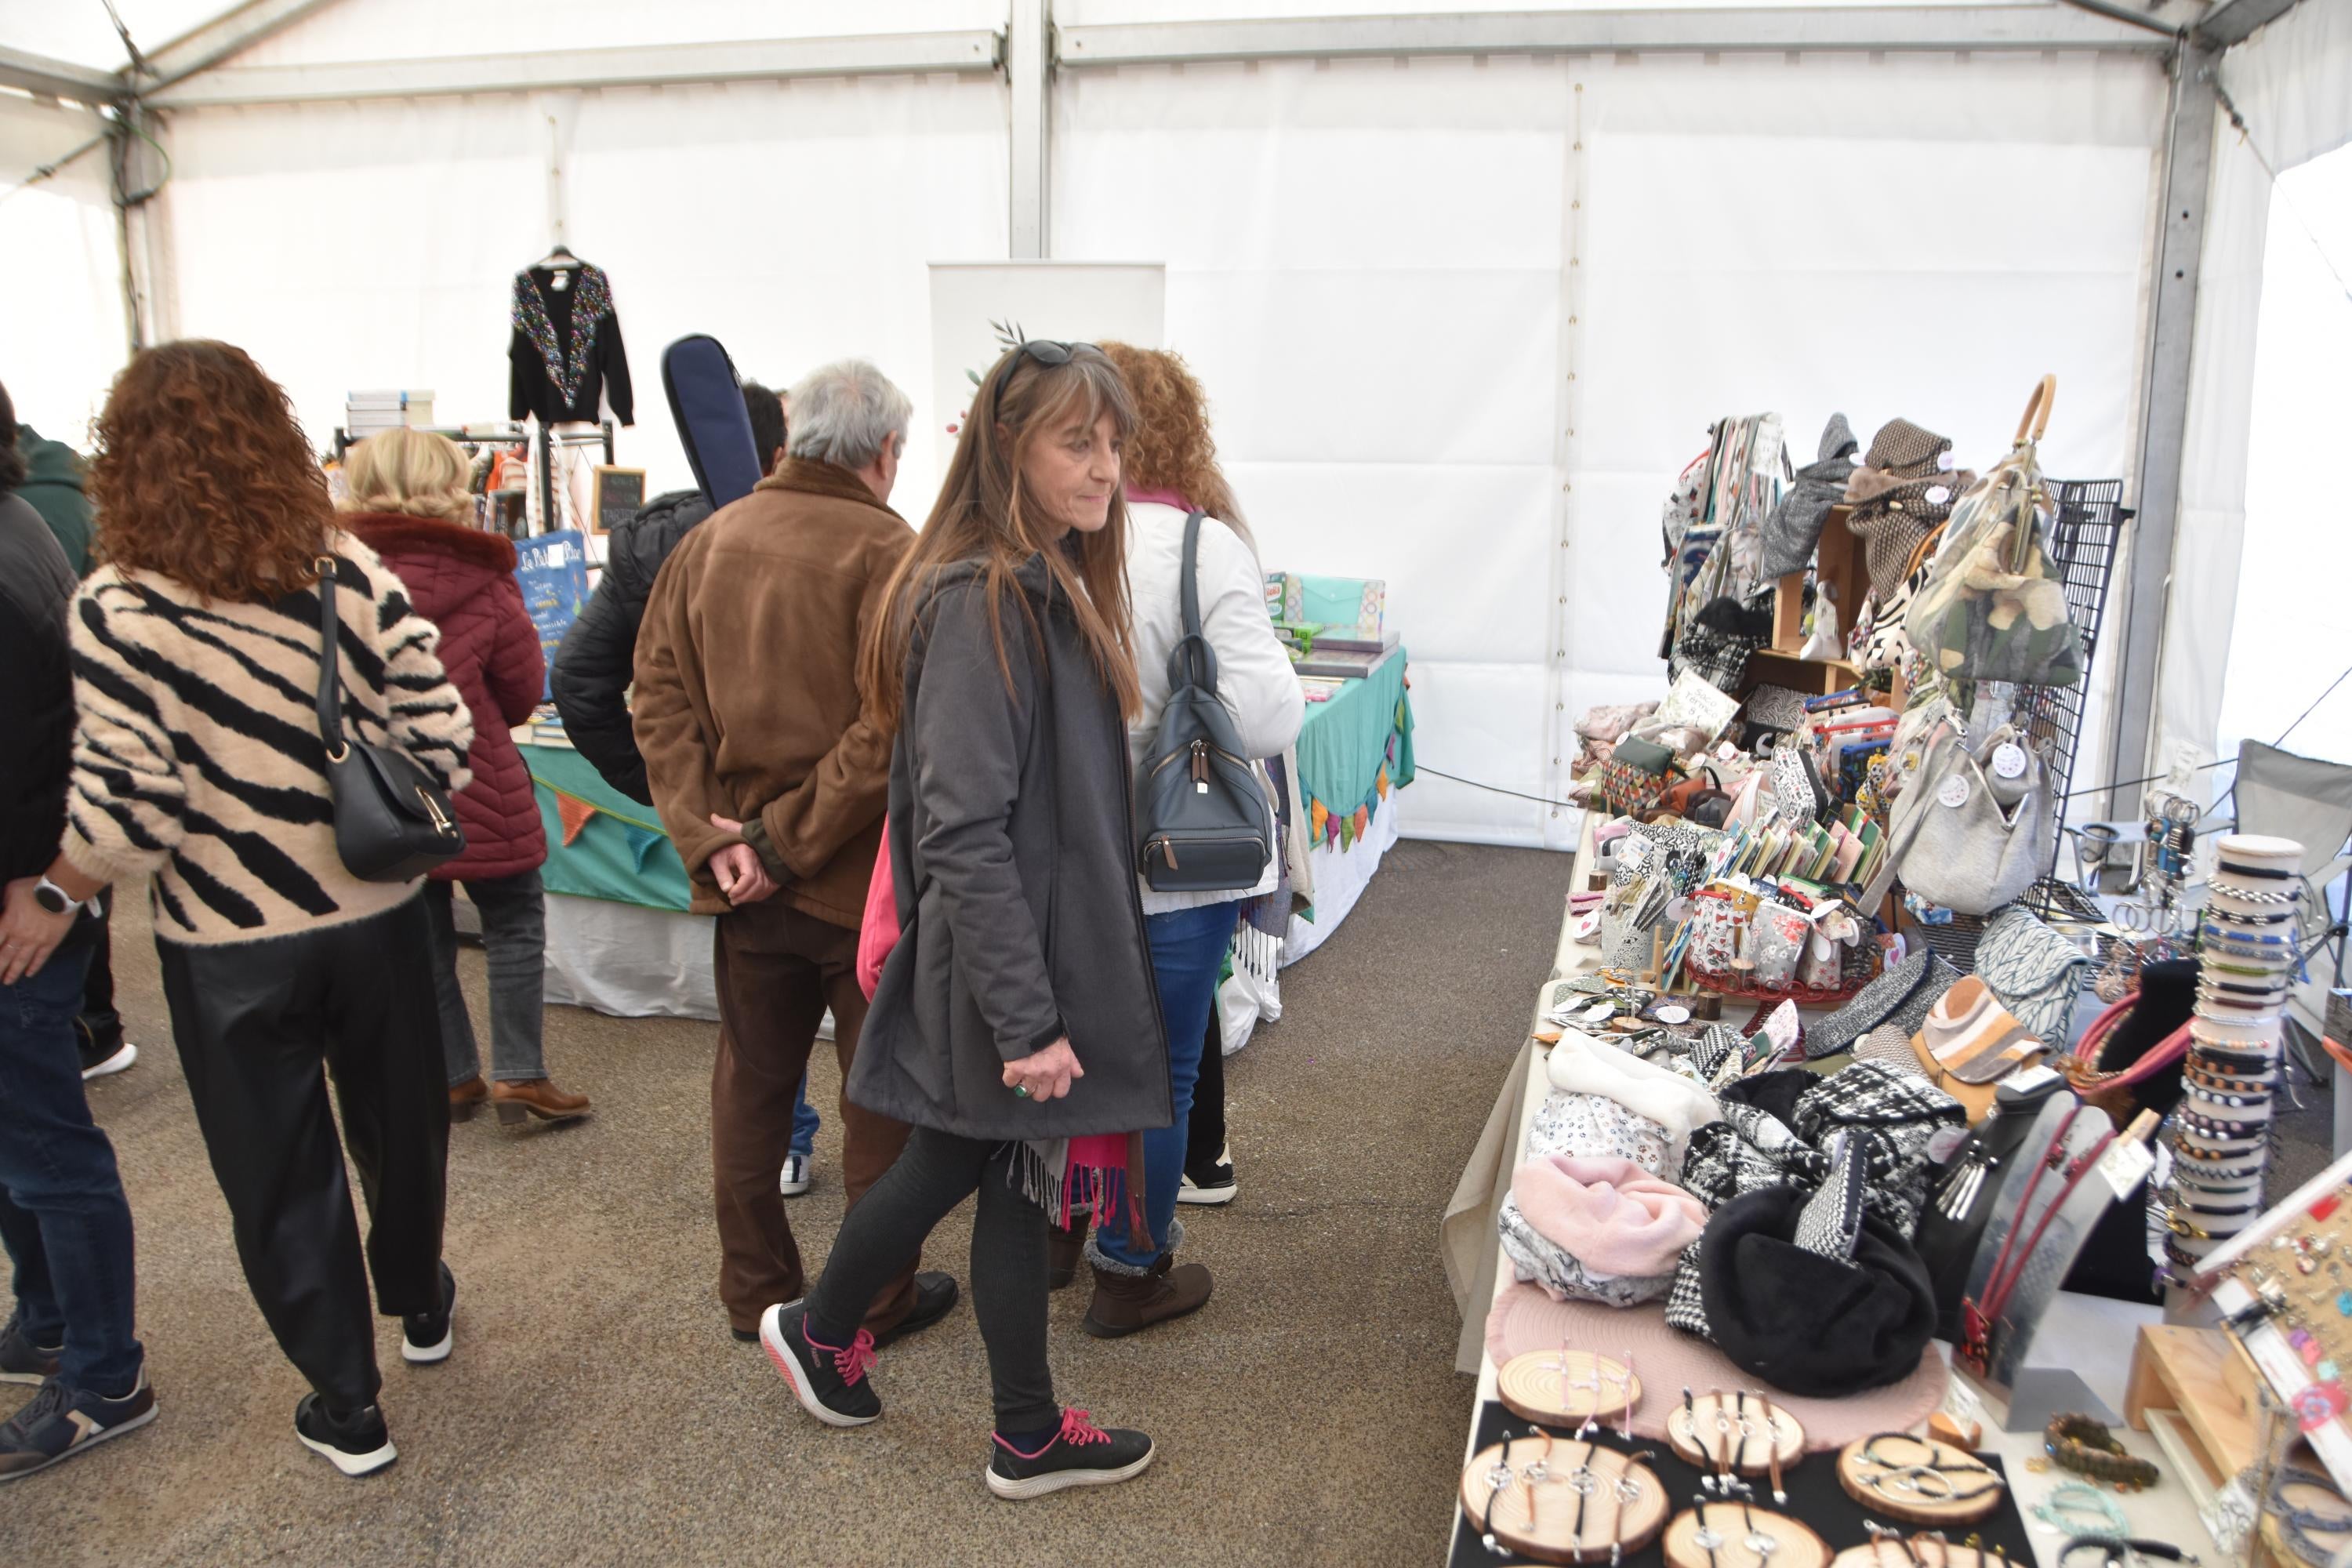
[806,1127,1054,1433]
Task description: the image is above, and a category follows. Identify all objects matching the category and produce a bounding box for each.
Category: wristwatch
[32,877,78,915]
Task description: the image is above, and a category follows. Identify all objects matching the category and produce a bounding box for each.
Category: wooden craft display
[1835,1435,2005,1526]
[1661,1501,1829,1568]
[1666,1390,1804,1479]
[1831,1535,2008,1568]
[1499,1349,1643,1429]
[1461,1435,1671,1565]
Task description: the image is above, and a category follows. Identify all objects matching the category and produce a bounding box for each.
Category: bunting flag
[1375,765,1390,800]
[554,791,597,847]
[621,822,667,873]
[1352,805,1370,843]
[1338,812,1354,851]
[1311,799,1330,843]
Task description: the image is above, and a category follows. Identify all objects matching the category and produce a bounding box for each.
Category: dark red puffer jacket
[346,513,548,880]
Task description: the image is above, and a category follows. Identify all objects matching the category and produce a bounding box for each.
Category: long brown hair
[91,340,334,602]
[1097,340,1255,558]
[861,343,1142,732]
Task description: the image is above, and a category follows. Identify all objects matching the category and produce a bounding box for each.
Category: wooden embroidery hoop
[1661,1501,1830,1568]
[1835,1435,2005,1526]
[1666,1390,1805,1478]
[1461,1436,1670,1566]
[1500,1349,1643,1428]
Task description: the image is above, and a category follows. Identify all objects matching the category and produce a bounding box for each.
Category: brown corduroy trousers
[710,898,915,1337]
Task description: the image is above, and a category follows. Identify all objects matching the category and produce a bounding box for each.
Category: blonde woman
[341,430,589,1127]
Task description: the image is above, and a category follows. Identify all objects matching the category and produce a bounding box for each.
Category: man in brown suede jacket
[633,358,955,1346]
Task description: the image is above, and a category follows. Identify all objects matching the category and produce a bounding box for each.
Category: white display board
[926,261,1166,481]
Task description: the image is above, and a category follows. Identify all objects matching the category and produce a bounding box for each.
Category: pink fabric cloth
[1509,1156,1707,1279]
[1123,485,1192,511]
[855,831,897,1002]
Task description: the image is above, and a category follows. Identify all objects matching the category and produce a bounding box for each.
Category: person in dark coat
[342,430,588,1127]
[547,380,826,1191]
[760,343,1169,1501]
[550,382,786,806]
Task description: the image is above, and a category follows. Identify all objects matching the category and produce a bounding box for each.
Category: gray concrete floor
[0,837,1570,1567]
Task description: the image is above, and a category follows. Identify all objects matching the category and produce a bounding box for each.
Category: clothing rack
[331,419,615,535]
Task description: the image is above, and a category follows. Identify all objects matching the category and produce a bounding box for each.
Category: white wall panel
[231,1,1005,66]
[0,98,129,444]
[158,73,1007,501]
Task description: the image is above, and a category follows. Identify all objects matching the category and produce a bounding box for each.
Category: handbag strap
[311,554,350,762]
[1167,509,1220,697]
[2014,375,2057,448]
[1904,523,1948,580]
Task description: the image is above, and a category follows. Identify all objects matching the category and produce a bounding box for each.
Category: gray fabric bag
[1885,725,2056,916]
[1758,413,1860,579]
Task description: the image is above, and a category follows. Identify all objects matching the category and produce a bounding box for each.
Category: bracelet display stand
[1661,1502,1829,1568]
[1958,1091,2140,1431]
[1464,1435,1671,1565]
[1501,1349,1644,1430]
[1833,1435,2005,1526]
[1666,1392,1804,1481]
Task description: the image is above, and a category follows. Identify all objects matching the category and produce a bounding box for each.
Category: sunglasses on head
[1014,339,1093,368]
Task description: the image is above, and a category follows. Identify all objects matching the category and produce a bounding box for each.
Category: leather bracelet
[2185,1065,2280,1090]
[2045,1413,2159,1490]
[2172,1168,2267,1192]
[2184,1087,2274,1111]
[2206,903,2301,925]
[2170,1196,2263,1217]
[2179,1109,2273,1139]
[2062,1537,2201,1566]
[2209,881,2305,904]
[2216,862,2298,880]
[2191,1042,2282,1066]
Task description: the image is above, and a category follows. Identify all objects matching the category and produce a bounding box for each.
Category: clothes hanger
[533,243,581,270]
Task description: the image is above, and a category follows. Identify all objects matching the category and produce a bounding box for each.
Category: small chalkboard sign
[590,466,646,536]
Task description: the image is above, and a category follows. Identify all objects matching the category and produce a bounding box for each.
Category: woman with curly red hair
[17,341,475,1477]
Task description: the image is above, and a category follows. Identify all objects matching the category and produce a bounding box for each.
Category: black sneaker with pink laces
[760,1301,880,1427]
[985,1408,1155,1500]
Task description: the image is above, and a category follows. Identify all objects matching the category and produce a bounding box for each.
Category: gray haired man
[634,358,958,1347]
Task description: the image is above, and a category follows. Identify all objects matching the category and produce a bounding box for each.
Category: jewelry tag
[1584,1002,1617,1024]
[1762,1000,1800,1056]
[1654,1004,1691,1025]
[1573,910,1602,943]
[1926,486,1951,506]
[1937,774,1973,809]
[2097,1139,2156,1201]
[1936,450,1956,472]
[1991,742,2028,780]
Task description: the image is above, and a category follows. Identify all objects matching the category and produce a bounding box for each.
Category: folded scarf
[1512,1154,1708,1278]
[1546,1031,1725,1176]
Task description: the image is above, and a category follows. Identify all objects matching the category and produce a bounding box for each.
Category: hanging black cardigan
[507,262,634,426]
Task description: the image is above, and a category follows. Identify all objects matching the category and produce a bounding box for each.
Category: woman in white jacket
[1069,343,1304,1337]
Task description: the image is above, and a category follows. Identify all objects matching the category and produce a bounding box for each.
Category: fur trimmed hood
[342,510,518,574]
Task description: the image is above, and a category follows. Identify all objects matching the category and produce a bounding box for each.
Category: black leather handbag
[1136,512,1274,893]
[311,554,466,881]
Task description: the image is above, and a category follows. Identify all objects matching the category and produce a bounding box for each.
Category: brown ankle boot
[1081,1254,1213,1339]
[489,1078,592,1124]
[448,1076,488,1122]
[1048,1215,1090,1292]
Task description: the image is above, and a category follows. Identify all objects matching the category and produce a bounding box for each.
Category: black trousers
[156,898,448,1411]
[1185,1005,1226,1181]
[806,1127,1055,1433]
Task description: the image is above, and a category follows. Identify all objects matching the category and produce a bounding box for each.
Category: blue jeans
[790,1073,818,1160]
[1096,901,1239,1270]
[0,919,143,1398]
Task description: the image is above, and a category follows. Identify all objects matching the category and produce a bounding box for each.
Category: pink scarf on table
[1509,1155,1707,1278]
[857,824,1149,1245]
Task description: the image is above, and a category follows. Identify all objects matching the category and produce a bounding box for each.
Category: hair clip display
[1835,1433,2005,1526]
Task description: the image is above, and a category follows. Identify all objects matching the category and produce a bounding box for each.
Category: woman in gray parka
[761,341,1171,1500]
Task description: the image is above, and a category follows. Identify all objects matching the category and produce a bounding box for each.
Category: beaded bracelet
[2045,1415,2160,1491]
[2034,1479,2135,1533]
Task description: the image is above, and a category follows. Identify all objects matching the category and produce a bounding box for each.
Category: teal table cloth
[523,743,693,913]
[1295,645,1414,833]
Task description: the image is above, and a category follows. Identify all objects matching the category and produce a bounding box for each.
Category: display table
[521,742,719,1020]
[1441,818,2205,1568]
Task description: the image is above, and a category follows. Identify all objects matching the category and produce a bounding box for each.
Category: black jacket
[507,262,634,426]
[0,492,78,882]
[550,488,710,804]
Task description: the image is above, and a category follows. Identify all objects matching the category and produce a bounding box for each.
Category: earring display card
[1447,1399,2036,1568]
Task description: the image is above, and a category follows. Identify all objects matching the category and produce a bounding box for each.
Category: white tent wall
[1054,49,2165,847]
[0,96,131,444]
[151,70,1007,511]
[2155,0,2352,794]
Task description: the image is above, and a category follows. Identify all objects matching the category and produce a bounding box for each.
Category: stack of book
[510,703,574,750]
[345,390,434,441]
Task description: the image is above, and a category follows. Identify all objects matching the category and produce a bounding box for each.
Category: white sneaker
[78,1039,137,1081]
[1177,1146,1237,1207]
[779,1152,812,1197]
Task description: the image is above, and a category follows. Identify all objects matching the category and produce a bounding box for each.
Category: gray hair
[785,358,913,470]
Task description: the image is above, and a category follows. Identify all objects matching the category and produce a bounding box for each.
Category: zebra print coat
[60,532,474,945]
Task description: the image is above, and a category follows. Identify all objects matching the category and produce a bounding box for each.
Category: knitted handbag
[1976,905,2092,1049]
[1901,376,2087,688]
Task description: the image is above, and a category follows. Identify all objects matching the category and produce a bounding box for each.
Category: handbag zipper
[1145,832,1267,872]
[1150,738,1250,779]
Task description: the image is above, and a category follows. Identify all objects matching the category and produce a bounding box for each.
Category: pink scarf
[1510,1155,1707,1277]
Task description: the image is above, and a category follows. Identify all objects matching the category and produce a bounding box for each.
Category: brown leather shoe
[1048,1215,1089,1292]
[490,1078,592,1125]
[1081,1254,1213,1339]
[448,1076,488,1123]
